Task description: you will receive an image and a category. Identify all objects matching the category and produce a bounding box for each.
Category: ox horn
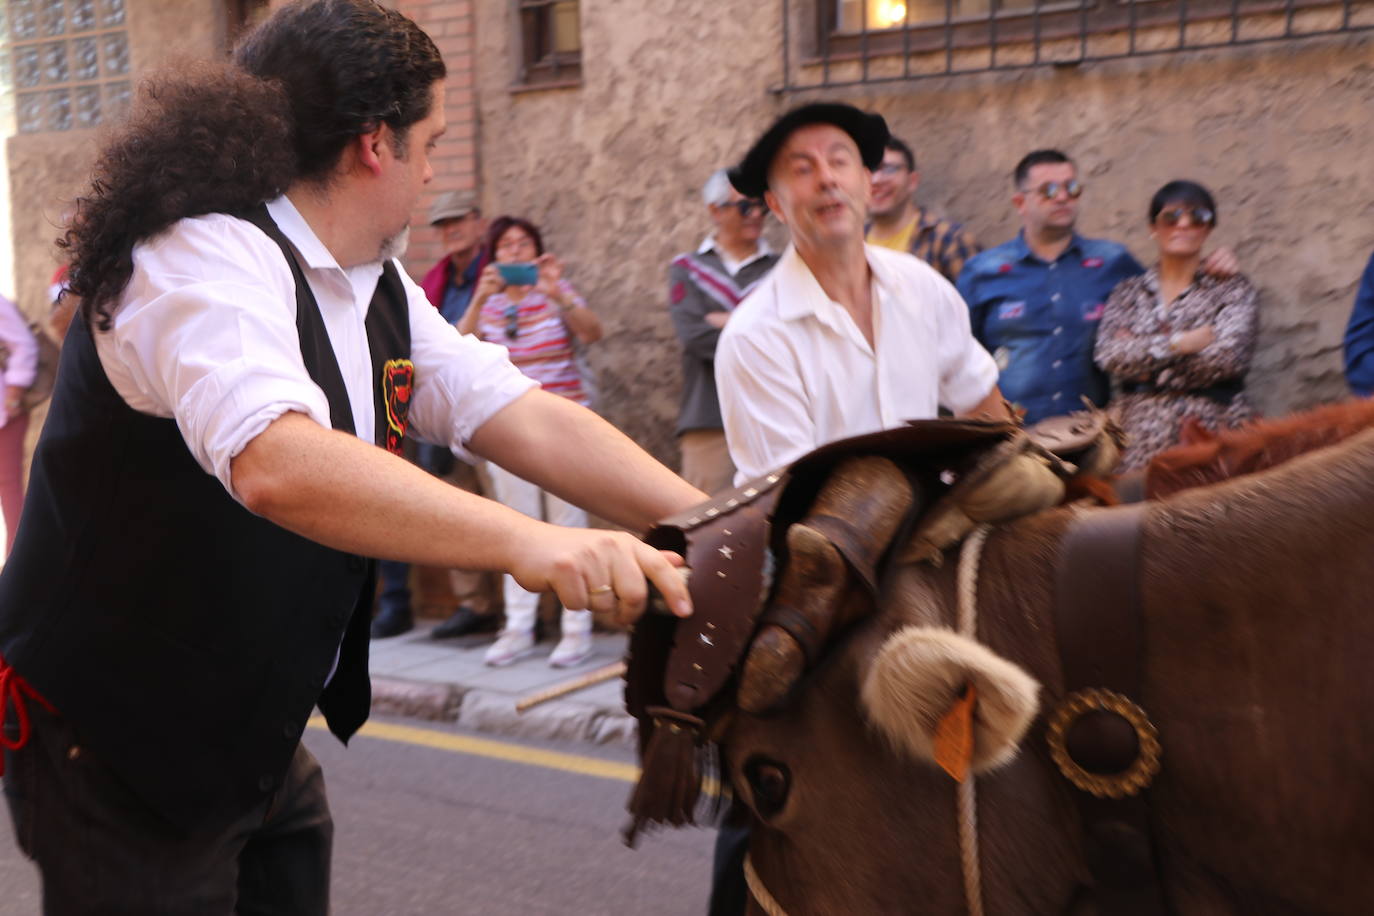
[737,456,915,714]
[861,626,1039,774]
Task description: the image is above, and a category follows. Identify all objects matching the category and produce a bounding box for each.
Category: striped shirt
[477,278,590,407]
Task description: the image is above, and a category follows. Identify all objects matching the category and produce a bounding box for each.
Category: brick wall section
[393,0,479,282]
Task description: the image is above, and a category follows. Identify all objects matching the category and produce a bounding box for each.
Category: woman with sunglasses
[1094,180,1258,470]
[458,215,605,667]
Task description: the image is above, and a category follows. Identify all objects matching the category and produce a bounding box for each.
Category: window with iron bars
[794,0,1374,88]
[1,0,131,133]
[516,0,581,88]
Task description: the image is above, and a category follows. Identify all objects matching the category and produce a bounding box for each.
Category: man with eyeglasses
[668,169,778,494]
[866,136,980,283]
[957,149,1236,424]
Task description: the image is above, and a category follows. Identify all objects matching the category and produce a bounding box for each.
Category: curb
[370,676,637,750]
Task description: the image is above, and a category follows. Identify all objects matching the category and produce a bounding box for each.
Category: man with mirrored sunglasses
[668,168,778,494]
[957,149,1237,424]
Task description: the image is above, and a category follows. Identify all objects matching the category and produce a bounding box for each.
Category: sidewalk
[367,624,637,749]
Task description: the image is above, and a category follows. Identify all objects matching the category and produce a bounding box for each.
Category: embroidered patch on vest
[382,358,415,455]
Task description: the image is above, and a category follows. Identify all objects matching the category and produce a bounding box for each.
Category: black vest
[0,206,414,834]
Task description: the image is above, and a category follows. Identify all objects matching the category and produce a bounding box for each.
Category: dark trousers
[708,813,751,916]
[3,707,333,915]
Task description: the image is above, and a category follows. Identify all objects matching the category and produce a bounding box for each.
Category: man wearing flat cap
[715,102,1011,486]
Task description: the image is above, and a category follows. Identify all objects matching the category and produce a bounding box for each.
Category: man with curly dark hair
[0,1,701,911]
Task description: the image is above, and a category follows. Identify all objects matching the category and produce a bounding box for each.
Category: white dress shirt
[715,243,998,483]
[96,195,536,500]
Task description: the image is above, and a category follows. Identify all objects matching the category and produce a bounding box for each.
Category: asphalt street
[0,716,716,915]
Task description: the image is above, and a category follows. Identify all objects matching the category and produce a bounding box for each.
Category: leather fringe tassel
[623,706,706,846]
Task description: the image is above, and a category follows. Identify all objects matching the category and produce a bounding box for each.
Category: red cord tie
[0,654,56,777]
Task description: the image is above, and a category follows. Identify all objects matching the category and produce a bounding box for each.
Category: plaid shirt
[868,204,981,284]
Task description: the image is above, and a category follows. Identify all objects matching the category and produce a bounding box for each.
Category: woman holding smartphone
[458,215,605,667]
[1094,180,1258,471]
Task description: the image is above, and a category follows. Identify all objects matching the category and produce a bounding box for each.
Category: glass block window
[2,0,131,133]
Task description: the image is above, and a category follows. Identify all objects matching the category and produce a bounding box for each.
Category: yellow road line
[308,717,723,796]
[307,716,638,783]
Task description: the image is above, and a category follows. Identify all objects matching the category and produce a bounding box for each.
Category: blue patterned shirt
[957,233,1144,423]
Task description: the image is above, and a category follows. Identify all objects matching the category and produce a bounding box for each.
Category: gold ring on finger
[588,584,614,596]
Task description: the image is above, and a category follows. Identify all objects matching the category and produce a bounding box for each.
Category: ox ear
[860,626,1039,774]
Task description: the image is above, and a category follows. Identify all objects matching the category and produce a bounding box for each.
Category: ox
[629,406,1374,915]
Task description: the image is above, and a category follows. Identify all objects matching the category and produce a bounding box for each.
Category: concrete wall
[472,0,1374,464]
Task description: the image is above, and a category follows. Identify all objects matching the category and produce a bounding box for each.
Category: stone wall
[471,0,1374,464]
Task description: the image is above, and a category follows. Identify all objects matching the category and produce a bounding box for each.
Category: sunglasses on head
[1023,179,1084,200]
[504,303,519,340]
[723,199,767,216]
[1156,206,1215,228]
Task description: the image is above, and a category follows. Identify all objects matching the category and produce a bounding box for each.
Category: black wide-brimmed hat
[728,102,889,198]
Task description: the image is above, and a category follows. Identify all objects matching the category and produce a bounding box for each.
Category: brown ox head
[715,457,1081,914]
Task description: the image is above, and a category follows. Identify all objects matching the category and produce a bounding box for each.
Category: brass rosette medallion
[1046,688,1162,799]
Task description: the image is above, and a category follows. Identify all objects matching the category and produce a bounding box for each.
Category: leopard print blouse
[1094,268,1259,471]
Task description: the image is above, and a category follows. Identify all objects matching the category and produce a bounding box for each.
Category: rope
[744,854,789,916]
[955,525,992,916]
[0,654,55,777]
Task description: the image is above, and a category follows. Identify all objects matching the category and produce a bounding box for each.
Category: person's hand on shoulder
[1200,247,1239,278]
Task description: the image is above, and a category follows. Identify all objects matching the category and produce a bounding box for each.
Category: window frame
[3,0,132,134]
[811,0,1361,69]
[515,0,581,90]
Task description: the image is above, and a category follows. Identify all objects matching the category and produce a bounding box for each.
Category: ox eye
[743,756,791,820]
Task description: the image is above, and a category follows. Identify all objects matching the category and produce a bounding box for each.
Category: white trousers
[486,462,592,637]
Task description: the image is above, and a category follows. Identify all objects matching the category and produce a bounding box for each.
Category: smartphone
[497,262,539,286]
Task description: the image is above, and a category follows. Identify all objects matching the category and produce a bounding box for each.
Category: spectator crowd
[0,4,1371,910]
[319,102,1370,669]
[13,100,1374,668]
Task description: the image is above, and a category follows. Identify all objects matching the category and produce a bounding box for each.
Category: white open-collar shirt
[715,243,998,484]
[96,195,536,500]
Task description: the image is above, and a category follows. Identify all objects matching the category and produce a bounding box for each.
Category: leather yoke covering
[624,418,1045,842]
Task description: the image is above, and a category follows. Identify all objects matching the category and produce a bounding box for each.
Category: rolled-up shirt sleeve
[402,268,537,461]
[934,277,999,414]
[716,322,817,484]
[100,216,335,498]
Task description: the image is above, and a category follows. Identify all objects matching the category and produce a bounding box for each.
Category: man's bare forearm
[229,408,698,621]
[231,411,541,569]
[469,389,707,531]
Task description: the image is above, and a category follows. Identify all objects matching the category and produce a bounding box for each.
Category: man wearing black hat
[707,101,1009,916]
[716,103,1010,487]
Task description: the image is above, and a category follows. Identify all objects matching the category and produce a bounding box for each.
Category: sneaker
[548,631,594,669]
[369,606,413,639]
[483,630,536,667]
